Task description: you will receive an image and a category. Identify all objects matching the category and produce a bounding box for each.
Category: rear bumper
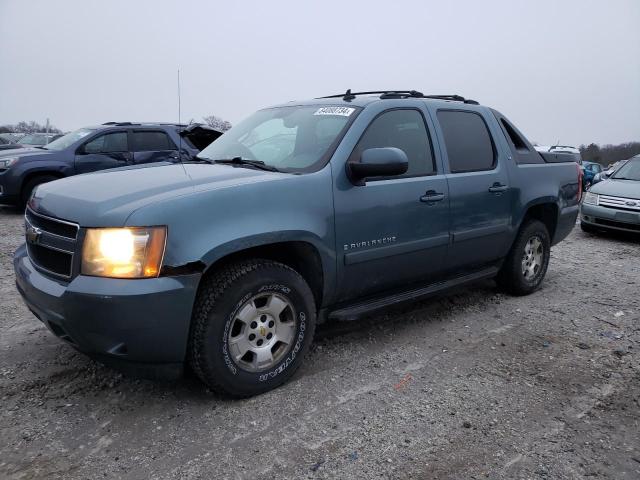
[552,204,579,245]
[581,203,640,233]
[14,244,202,378]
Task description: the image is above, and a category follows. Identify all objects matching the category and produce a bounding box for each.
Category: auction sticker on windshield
[314,107,355,116]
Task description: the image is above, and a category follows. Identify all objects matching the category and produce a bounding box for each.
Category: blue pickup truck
[14,90,580,397]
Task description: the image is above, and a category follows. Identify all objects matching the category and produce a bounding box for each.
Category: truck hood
[0,147,52,160]
[31,162,280,227]
[590,179,640,200]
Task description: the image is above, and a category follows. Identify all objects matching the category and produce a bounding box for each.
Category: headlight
[82,227,167,279]
[0,156,19,169]
[583,192,599,206]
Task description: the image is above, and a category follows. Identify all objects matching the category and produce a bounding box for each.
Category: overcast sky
[1,0,638,147]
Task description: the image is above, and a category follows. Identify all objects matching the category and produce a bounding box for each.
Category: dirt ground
[0,205,638,480]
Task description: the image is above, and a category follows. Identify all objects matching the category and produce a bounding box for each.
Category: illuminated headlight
[582,192,599,206]
[0,157,19,169]
[82,227,167,278]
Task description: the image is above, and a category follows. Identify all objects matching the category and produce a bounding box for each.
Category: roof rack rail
[318,90,479,104]
[102,121,191,127]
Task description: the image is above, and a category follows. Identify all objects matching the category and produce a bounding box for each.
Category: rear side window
[353,109,435,178]
[132,131,175,152]
[500,118,528,151]
[437,110,495,173]
[84,132,128,153]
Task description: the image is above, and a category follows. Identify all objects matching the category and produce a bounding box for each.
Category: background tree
[202,115,232,132]
[0,120,62,134]
[579,142,640,166]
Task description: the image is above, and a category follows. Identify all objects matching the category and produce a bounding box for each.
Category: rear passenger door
[333,107,450,301]
[130,129,178,165]
[75,131,131,174]
[433,109,512,271]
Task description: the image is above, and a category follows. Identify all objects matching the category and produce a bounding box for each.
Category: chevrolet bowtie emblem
[26,225,42,244]
[625,200,637,206]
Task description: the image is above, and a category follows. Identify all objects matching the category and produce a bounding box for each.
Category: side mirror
[346,147,409,186]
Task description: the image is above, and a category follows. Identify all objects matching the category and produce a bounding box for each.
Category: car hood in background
[0,147,50,159]
[31,162,280,227]
[179,124,223,151]
[591,179,640,199]
[0,144,24,151]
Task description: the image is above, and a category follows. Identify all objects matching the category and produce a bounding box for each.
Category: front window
[44,128,96,151]
[611,158,640,181]
[197,105,359,172]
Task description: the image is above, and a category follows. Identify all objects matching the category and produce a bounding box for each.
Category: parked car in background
[0,132,25,144]
[534,145,582,165]
[0,122,222,207]
[581,161,603,189]
[581,155,640,234]
[18,133,63,147]
[0,135,23,151]
[592,157,633,185]
[14,90,581,397]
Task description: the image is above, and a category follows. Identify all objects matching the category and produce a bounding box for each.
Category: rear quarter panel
[488,121,580,246]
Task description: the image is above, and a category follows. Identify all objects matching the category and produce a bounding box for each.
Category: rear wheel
[497,220,551,296]
[188,259,316,397]
[21,175,58,209]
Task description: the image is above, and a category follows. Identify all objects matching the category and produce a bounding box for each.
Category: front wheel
[496,220,551,296]
[188,259,316,397]
[580,222,598,234]
[21,174,58,209]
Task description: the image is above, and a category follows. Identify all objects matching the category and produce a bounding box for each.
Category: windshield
[44,128,95,151]
[611,158,640,181]
[197,105,359,172]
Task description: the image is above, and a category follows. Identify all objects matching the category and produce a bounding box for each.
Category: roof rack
[318,89,479,104]
[102,121,190,127]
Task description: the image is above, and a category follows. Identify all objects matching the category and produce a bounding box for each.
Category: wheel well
[21,171,64,198]
[522,203,558,240]
[202,241,324,308]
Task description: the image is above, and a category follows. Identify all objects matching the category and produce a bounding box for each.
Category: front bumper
[580,203,640,233]
[14,244,202,378]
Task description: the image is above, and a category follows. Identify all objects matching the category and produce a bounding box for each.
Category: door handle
[420,190,445,203]
[488,183,508,193]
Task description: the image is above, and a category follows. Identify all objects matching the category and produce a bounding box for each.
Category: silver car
[581,156,640,234]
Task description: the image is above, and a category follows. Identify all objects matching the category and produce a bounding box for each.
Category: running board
[328,267,499,321]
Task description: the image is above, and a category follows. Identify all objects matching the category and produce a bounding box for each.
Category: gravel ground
[0,205,638,480]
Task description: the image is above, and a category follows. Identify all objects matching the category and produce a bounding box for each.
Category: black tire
[580,222,598,234]
[21,175,58,208]
[496,220,551,296]
[188,259,316,397]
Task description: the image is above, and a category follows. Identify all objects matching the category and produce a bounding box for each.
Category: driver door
[75,131,131,174]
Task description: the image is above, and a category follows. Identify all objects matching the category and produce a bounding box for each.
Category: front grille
[25,208,79,279]
[599,194,640,212]
[595,218,640,232]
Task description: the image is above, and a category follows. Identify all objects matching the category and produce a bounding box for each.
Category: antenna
[177,68,182,159]
[175,68,192,179]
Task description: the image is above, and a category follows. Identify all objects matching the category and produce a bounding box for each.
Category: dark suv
[0,122,221,207]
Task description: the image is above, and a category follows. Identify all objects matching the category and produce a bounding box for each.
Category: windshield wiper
[211,157,279,172]
[612,177,636,180]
